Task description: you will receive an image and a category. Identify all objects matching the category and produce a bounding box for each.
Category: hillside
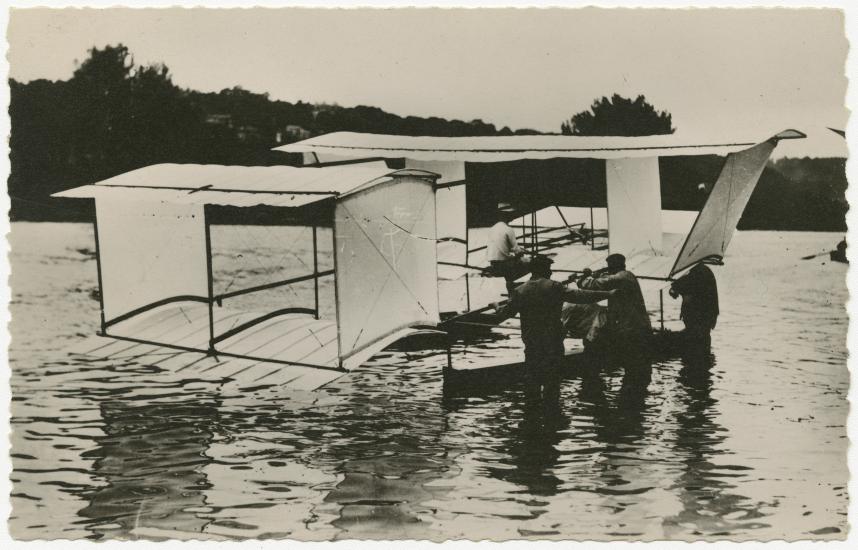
[7,45,847,230]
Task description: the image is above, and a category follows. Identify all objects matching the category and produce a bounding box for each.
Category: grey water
[8,223,849,541]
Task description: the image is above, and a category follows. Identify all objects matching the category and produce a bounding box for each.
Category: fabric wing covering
[435,183,469,312]
[671,140,776,276]
[402,160,469,313]
[54,161,394,207]
[606,157,663,258]
[96,199,208,323]
[334,176,440,369]
[275,131,770,161]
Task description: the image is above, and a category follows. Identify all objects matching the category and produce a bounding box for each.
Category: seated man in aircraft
[486,205,530,295]
[577,253,652,363]
[493,256,613,412]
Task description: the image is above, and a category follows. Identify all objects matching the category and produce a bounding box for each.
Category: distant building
[276,125,311,144]
[236,125,260,141]
[205,114,234,128]
[285,125,311,140]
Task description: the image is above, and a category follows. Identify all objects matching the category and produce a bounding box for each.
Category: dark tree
[10,45,844,230]
[561,94,674,136]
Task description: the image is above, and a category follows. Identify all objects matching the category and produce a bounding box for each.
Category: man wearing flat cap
[577,253,652,361]
[497,255,613,413]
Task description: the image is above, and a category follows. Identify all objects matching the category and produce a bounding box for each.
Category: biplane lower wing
[69,303,424,391]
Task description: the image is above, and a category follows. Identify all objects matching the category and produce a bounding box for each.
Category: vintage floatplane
[57,129,805,391]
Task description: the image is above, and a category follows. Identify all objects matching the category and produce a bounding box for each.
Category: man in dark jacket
[498,255,613,411]
[577,253,652,363]
[669,263,719,352]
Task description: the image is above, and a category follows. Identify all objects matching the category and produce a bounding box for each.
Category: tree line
[7,44,846,231]
[8,44,535,221]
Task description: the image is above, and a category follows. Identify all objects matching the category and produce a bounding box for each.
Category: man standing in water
[669,262,719,355]
[577,253,652,365]
[496,256,613,414]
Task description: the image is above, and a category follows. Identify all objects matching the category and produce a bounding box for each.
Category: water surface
[8,223,849,540]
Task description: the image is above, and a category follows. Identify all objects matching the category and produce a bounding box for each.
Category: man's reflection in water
[577,342,654,436]
[572,350,655,513]
[483,394,566,498]
[664,355,766,537]
[79,395,218,539]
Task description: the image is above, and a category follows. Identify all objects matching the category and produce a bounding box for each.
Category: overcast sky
[7,7,849,157]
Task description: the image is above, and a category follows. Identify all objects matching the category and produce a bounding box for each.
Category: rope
[721,155,736,252]
[382,216,438,241]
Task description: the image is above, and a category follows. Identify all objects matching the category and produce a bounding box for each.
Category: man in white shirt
[486,208,529,294]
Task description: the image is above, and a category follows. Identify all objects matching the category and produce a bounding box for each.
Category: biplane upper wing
[274,130,803,161]
[278,129,805,282]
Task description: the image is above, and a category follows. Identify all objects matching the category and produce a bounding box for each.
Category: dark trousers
[680,324,713,368]
[490,259,530,295]
[611,329,650,365]
[523,350,563,413]
[681,324,712,352]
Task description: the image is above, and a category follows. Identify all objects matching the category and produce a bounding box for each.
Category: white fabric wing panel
[96,199,208,323]
[671,141,776,276]
[435,182,468,313]
[95,162,391,192]
[57,184,329,208]
[334,177,439,367]
[53,162,396,208]
[276,131,761,161]
[606,157,663,257]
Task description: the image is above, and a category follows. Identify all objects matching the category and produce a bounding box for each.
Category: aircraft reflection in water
[317,356,465,540]
[70,335,786,542]
[80,394,220,539]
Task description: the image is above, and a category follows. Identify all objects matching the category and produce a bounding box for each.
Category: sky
[6,6,850,157]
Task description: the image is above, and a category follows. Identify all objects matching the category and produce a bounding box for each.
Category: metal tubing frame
[101,270,332,330]
[554,205,579,239]
[104,295,210,328]
[91,216,107,333]
[332,217,343,369]
[552,268,673,283]
[589,206,596,251]
[211,307,318,345]
[214,270,334,304]
[204,205,216,354]
[532,211,538,253]
[437,261,489,273]
[464,225,471,311]
[91,202,343,371]
[100,182,341,196]
[312,225,320,319]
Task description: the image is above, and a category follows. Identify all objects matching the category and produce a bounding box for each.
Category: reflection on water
[9,224,849,540]
[80,397,218,538]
